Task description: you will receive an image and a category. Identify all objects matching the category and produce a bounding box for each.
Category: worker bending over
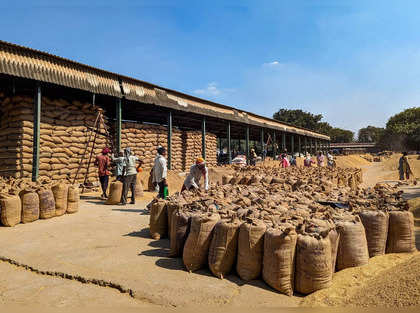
[182,157,209,191]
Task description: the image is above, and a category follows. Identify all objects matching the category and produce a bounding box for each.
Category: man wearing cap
[182,157,209,192]
[94,147,111,200]
[152,146,168,199]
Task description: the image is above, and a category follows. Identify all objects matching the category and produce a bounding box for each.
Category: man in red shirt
[94,147,111,200]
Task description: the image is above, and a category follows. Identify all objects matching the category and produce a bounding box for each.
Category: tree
[357,126,385,142]
[329,128,354,143]
[273,109,323,131]
[273,108,354,142]
[383,107,420,150]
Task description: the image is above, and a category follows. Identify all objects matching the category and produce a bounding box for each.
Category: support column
[227,122,232,164]
[260,128,264,155]
[273,132,277,158]
[291,134,295,155]
[115,98,122,153]
[32,83,41,182]
[167,111,172,170]
[298,135,302,155]
[282,132,286,152]
[202,117,206,159]
[246,126,250,164]
[304,136,307,154]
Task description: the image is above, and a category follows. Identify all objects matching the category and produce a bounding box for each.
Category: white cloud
[193,82,234,97]
[262,61,282,67]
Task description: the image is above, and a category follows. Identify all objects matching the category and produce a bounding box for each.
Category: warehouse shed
[0,40,330,183]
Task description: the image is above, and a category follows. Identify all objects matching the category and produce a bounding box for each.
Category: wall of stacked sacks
[0,93,219,182]
[149,166,416,296]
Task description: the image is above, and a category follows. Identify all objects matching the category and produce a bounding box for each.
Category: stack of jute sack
[149,172,415,296]
[221,166,363,191]
[0,95,34,178]
[183,131,218,169]
[121,123,183,171]
[0,177,80,227]
[39,97,108,183]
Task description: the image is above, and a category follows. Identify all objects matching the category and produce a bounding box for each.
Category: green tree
[273,108,354,142]
[357,126,385,142]
[329,128,354,143]
[273,109,323,131]
[384,107,420,150]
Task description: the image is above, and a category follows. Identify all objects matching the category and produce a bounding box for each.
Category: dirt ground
[0,156,419,309]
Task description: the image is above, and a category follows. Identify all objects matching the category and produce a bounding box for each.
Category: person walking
[399,152,413,180]
[327,151,335,168]
[94,147,111,200]
[111,150,125,181]
[317,151,325,167]
[152,146,168,199]
[120,147,142,205]
[249,148,257,166]
[182,157,209,192]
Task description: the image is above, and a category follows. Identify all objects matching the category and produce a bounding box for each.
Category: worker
[182,157,209,192]
[94,147,111,200]
[120,147,143,205]
[152,146,168,199]
[304,153,315,167]
[399,152,413,180]
[281,154,290,168]
[290,154,297,166]
[249,148,257,166]
[262,143,267,161]
[327,151,335,167]
[317,151,325,167]
[111,150,125,181]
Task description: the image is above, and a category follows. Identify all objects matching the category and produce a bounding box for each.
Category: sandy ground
[0,158,419,309]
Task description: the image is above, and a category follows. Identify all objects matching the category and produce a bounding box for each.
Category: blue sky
[1,1,420,136]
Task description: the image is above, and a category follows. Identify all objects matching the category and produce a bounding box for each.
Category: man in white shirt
[182,157,209,192]
[152,146,168,199]
[120,147,143,205]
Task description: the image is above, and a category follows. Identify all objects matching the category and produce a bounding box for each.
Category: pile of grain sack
[0,177,80,227]
[149,167,416,296]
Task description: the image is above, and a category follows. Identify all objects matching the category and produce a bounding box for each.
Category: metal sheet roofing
[0,40,329,140]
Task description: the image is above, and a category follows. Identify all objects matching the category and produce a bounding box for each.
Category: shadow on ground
[134,227,283,294]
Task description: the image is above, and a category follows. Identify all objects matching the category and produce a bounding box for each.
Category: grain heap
[149,167,415,296]
[0,177,80,227]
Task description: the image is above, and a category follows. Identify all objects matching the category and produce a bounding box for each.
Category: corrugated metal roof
[0,40,330,140]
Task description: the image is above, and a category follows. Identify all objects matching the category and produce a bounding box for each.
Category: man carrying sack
[120,147,143,205]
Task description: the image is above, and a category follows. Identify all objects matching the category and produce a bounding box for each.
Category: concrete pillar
[32,83,41,182]
[167,111,172,170]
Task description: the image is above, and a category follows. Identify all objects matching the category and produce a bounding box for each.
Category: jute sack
[236,219,266,281]
[106,181,123,205]
[169,209,190,257]
[295,234,332,294]
[166,202,179,236]
[0,193,21,226]
[67,185,80,214]
[329,229,340,272]
[386,211,416,253]
[262,226,297,296]
[134,174,144,199]
[336,218,369,270]
[19,189,40,223]
[149,200,168,240]
[183,213,220,272]
[359,210,389,257]
[37,187,56,219]
[208,218,242,279]
[52,182,68,216]
[222,175,233,185]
